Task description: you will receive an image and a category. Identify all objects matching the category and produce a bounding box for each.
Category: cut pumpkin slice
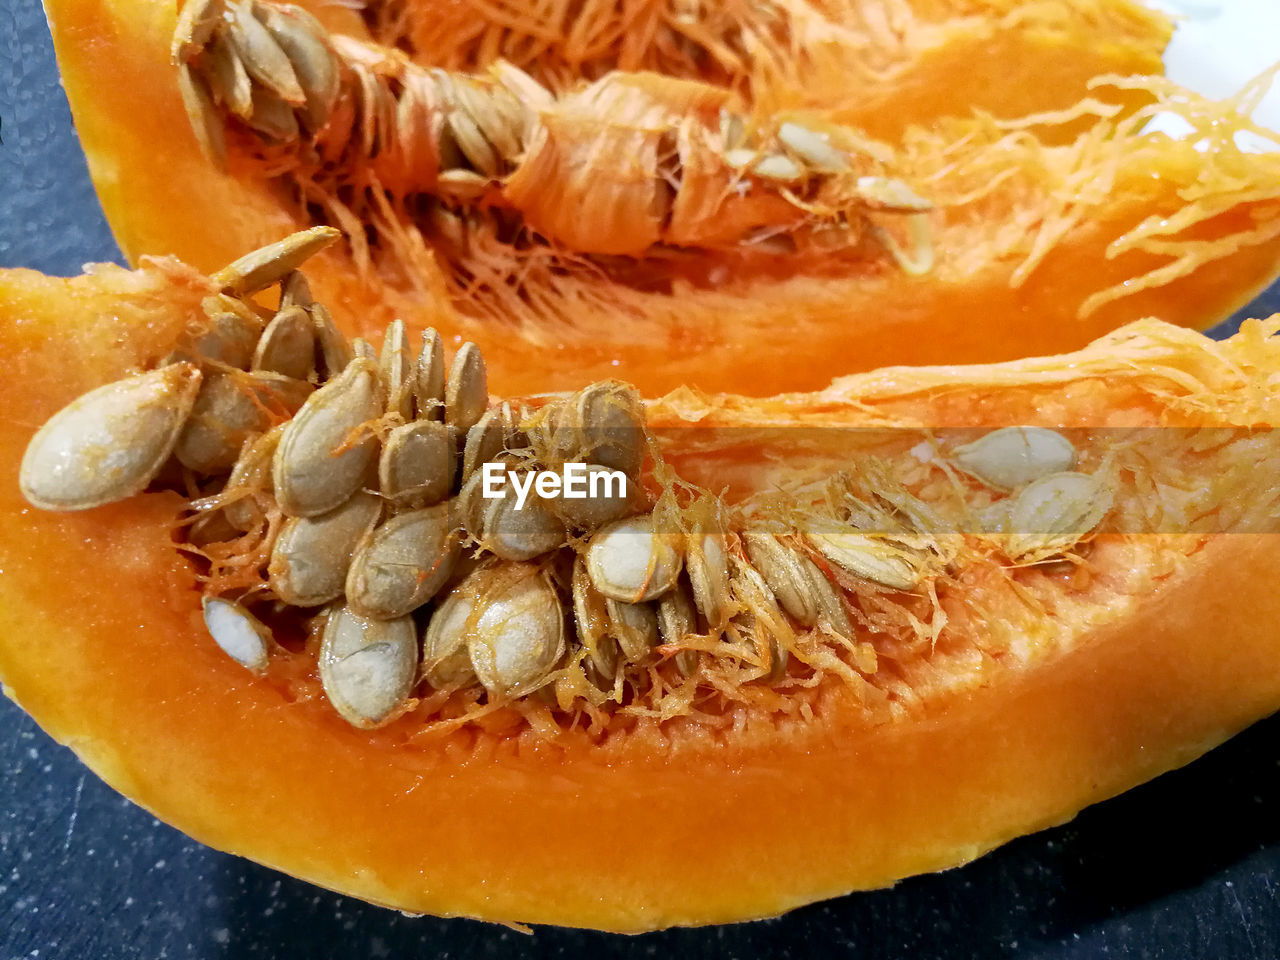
[3,244,1280,930]
[47,0,1280,397]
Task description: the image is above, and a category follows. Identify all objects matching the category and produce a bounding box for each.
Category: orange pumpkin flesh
[4,258,1280,930]
[46,0,1280,397]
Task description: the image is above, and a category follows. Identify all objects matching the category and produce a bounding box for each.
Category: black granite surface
[4,1,1280,956]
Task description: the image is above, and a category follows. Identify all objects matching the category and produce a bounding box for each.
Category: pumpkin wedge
[46,0,1280,397]
[4,244,1280,931]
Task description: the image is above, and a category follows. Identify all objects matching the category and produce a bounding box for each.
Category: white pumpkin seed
[201,596,271,674]
[777,122,850,172]
[415,328,446,420]
[462,566,566,697]
[806,531,922,591]
[253,304,315,380]
[605,597,658,662]
[311,302,354,379]
[269,492,381,606]
[379,319,414,421]
[656,581,699,675]
[686,532,731,629]
[212,226,340,296]
[319,604,418,728]
[273,356,381,517]
[21,364,202,511]
[1005,471,1111,561]
[346,503,460,619]
[379,420,455,506]
[952,427,1077,492]
[585,514,683,603]
[743,532,819,627]
[445,341,487,432]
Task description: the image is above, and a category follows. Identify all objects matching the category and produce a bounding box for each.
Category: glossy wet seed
[952,427,1077,492]
[211,226,340,296]
[319,604,418,728]
[201,596,271,674]
[253,304,315,380]
[269,492,381,606]
[586,515,683,603]
[445,342,487,432]
[379,420,455,506]
[20,364,202,511]
[273,357,381,517]
[345,503,459,619]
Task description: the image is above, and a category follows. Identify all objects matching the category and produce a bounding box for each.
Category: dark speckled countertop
[4,1,1280,956]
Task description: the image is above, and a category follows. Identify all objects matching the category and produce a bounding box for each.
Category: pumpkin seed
[188,507,242,546]
[753,152,804,181]
[461,407,507,481]
[806,565,852,636]
[656,581,699,675]
[245,83,300,141]
[420,588,480,688]
[730,560,789,681]
[174,371,272,474]
[193,311,261,368]
[605,597,658,662]
[378,420,455,506]
[777,122,849,173]
[273,356,381,517]
[223,423,283,530]
[379,319,414,421]
[269,492,381,606]
[445,342,488,432]
[586,514,683,603]
[743,532,820,627]
[256,2,339,130]
[571,556,617,681]
[21,363,202,511]
[319,603,418,728]
[806,531,923,591]
[952,427,1077,492]
[227,0,305,105]
[311,302,354,379]
[460,566,566,698]
[177,62,227,168]
[201,596,271,674]
[415,328,446,421]
[345,503,460,619]
[1005,471,1111,561]
[279,270,312,309]
[686,532,731,629]
[466,471,567,562]
[204,33,254,119]
[855,176,932,212]
[252,304,315,380]
[551,462,637,531]
[171,0,224,61]
[447,103,501,177]
[212,226,340,296]
[437,169,490,201]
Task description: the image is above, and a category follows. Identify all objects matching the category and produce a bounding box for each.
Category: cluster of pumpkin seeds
[19,232,1112,729]
[172,0,932,262]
